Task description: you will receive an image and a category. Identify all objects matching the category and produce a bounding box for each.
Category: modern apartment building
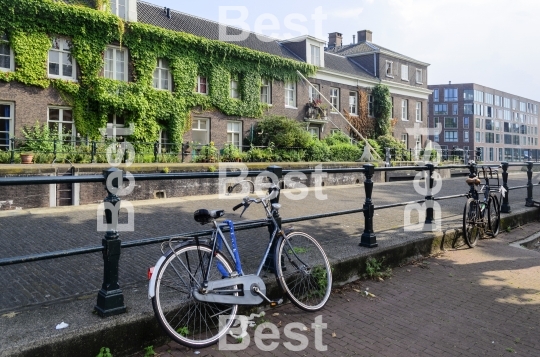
[428,83,540,162]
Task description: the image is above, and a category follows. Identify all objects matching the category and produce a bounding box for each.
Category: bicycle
[147,181,332,348]
[463,164,502,248]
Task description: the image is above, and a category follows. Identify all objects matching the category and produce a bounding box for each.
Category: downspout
[374,53,377,77]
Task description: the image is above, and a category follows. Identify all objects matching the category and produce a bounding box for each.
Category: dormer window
[310,45,320,66]
[110,0,127,19]
[0,33,14,72]
[48,37,76,81]
[385,61,393,77]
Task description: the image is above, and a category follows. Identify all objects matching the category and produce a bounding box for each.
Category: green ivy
[0,0,316,145]
[372,84,392,137]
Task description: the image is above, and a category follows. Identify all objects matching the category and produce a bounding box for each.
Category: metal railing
[0,161,539,316]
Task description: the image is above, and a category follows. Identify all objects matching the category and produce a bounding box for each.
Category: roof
[328,41,429,66]
[55,0,96,8]
[137,1,298,60]
[323,53,376,80]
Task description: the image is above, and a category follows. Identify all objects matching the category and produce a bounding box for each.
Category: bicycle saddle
[466,177,481,185]
[194,209,225,224]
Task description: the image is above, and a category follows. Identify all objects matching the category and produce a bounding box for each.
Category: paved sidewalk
[134,222,540,357]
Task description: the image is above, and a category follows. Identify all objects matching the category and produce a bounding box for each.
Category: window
[401,133,408,147]
[230,75,240,99]
[452,104,458,115]
[368,95,374,117]
[310,45,320,66]
[106,113,125,139]
[415,102,422,122]
[464,103,473,114]
[476,132,481,143]
[485,93,494,105]
[260,78,271,104]
[512,98,517,110]
[463,90,473,101]
[415,69,422,84]
[308,126,320,139]
[485,119,493,131]
[475,118,481,129]
[48,108,75,143]
[463,117,469,129]
[104,46,127,81]
[401,64,409,81]
[433,118,440,142]
[48,37,76,80]
[444,131,458,142]
[330,88,339,112]
[486,106,492,118]
[349,91,357,115]
[520,101,526,112]
[192,118,209,145]
[474,103,483,116]
[110,0,127,19]
[444,88,458,102]
[196,76,208,94]
[0,33,13,72]
[494,121,500,131]
[464,131,469,142]
[489,147,494,161]
[503,97,511,108]
[385,61,393,77]
[495,134,500,143]
[474,90,484,102]
[309,83,320,102]
[433,89,439,102]
[495,95,501,107]
[434,104,447,115]
[153,59,171,91]
[401,99,408,120]
[0,102,13,151]
[444,117,457,128]
[227,121,241,148]
[285,81,296,107]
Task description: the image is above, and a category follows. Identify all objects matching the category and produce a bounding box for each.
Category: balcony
[304,101,328,124]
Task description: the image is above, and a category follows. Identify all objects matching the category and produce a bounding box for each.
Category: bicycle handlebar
[233,184,280,216]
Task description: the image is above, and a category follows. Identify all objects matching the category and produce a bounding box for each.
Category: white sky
[144,0,540,101]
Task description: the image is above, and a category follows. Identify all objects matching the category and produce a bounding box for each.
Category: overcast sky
[144,0,540,101]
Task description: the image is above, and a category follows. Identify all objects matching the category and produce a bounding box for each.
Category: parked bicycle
[463,163,502,247]
[148,180,332,348]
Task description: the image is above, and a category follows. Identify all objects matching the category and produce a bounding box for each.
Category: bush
[253,116,312,149]
[221,143,242,162]
[329,143,362,162]
[357,138,383,158]
[306,140,330,162]
[245,147,273,162]
[273,148,306,162]
[323,131,351,146]
[376,134,406,153]
[20,121,56,153]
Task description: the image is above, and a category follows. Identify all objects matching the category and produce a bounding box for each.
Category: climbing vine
[372,84,392,137]
[0,0,316,144]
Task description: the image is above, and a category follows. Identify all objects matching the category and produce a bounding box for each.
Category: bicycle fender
[148,255,166,299]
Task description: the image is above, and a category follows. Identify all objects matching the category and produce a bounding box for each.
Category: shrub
[20,121,56,153]
[253,116,312,149]
[329,143,362,162]
[323,131,351,146]
[358,138,383,158]
[306,140,330,162]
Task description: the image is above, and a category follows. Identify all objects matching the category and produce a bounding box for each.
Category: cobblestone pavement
[0,175,534,313]
[130,222,540,357]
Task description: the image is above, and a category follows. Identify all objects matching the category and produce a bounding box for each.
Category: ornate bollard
[500,162,511,213]
[360,164,377,248]
[525,161,534,207]
[424,163,435,226]
[264,165,283,273]
[95,167,127,317]
[154,141,159,163]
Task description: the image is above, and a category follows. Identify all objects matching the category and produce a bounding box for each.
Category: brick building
[0,0,431,152]
[428,83,540,162]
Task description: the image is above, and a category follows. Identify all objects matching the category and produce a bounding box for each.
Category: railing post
[525,161,534,207]
[467,161,477,198]
[91,141,96,163]
[385,147,391,167]
[95,167,127,317]
[154,141,159,163]
[10,137,15,164]
[501,162,511,213]
[360,164,377,248]
[264,165,283,273]
[53,139,57,162]
[424,163,435,227]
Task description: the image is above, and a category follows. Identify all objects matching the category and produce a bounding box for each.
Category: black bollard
[525,162,534,207]
[500,162,511,213]
[424,163,435,227]
[360,164,377,248]
[264,166,282,273]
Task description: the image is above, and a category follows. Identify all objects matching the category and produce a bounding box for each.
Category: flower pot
[20,154,34,164]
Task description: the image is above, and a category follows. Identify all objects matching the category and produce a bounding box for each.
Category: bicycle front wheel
[463,198,481,248]
[487,194,500,237]
[152,244,238,348]
[276,232,332,311]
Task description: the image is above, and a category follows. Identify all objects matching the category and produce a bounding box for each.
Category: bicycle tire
[487,194,500,237]
[275,232,332,311]
[152,244,238,348]
[463,198,481,248]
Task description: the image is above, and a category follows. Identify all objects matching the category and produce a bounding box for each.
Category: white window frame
[385,61,393,77]
[48,107,76,143]
[415,69,422,84]
[192,118,209,145]
[0,101,14,150]
[196,75,208,95]
[153,58,171,91]
[110,0,128,20]
[401,64,409,81]
[104,46,128,82]
[309,83,320,102]
[401,99,408,121]
[227,121,242,149]
[349,91,357,115]
[330,87,339,112]
[464,131,469,142]
[401,133,408,147]
[284,81,296,108]
[230,75,240,99]
[415,102,422,122]
[368,95,374,117]
[106,113,126,139]
[308,126,320,139]
[260,78,271,104]
[48,37,77,81]
[310,44,320,66]
[0,33,14,72]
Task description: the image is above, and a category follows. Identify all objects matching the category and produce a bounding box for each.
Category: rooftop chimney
[353,35,356,44]
[328,32,343,49]
[357,30,372,43]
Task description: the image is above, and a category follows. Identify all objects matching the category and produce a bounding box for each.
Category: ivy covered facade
[0,0,431,154]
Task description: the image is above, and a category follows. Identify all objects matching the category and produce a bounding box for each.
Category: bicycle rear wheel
[152,244,238,348]
[463,198,481,248]
[276,232,332,311]
[487,194,500,237]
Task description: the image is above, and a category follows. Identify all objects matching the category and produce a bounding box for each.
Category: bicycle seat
[466,177,481,185]
[194,209,225,224]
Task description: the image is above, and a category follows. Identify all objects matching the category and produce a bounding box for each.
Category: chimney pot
[328,32,343,49]
[357,30,372,43]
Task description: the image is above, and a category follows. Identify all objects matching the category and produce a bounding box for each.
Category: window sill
[195,92,208,95]
[0,68,13,73]
[285,105,298,109]
[401,79,409,82]
[416,81,423,85]
[386,75,394,78]
[49,75,78,82]
[401,118,409,121]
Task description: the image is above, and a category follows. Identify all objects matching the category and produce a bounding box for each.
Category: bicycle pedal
[270,298,284,307]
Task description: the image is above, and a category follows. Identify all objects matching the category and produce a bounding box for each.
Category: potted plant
[20,152,34,164]
[221,143,242,162]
